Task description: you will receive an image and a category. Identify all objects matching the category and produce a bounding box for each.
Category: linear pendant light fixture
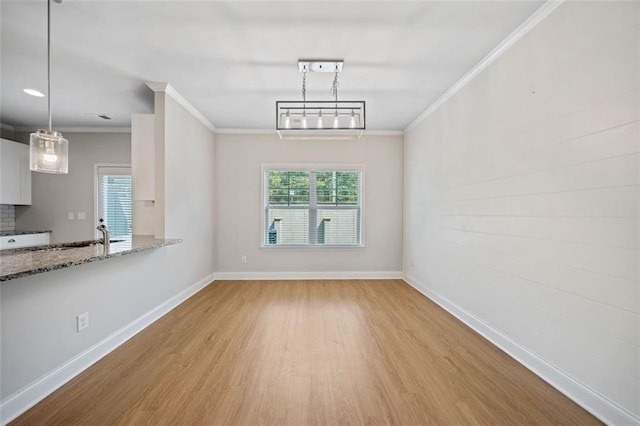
[276,59,365,140]
[30,0,68,174]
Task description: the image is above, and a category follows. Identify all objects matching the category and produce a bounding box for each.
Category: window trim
[93,163,132,239]
[260,163,365,249]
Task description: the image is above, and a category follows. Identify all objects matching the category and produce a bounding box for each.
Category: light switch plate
[67,212,74,220]
[77,212,86,220]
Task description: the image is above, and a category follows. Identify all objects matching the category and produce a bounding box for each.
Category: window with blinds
[97,166,132,239]
[263,166,363,247]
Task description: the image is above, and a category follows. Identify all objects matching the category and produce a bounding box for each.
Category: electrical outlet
[67,212,74,220]
[77,312,89,332]
[241,255,247,264]
[77,212,87,220]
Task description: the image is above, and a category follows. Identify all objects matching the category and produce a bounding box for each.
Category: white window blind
[263,167,363,247]
[97,166,132,239]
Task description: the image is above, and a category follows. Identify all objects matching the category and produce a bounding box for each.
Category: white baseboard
[402,274,640,426]
[0,273,216,425]
[213,271,403,280]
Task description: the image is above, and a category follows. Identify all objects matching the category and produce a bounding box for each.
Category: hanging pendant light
[349,110,357,129]
[283,110,291,129]
[276,59,365,140]
[30,0,68,174]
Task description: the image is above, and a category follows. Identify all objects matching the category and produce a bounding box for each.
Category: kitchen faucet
[96,218,110,253]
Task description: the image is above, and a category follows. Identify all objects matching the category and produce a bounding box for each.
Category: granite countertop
[0,235,181,282]
[0,230,52,236]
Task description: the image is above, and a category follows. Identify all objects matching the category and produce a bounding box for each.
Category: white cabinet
[0,233,49,250]
[0,138,32,205]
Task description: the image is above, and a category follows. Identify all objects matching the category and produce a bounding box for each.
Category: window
[96,166,132,239]
[263,165,363,247]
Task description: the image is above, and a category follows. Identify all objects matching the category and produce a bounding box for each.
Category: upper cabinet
[0,138,32,205]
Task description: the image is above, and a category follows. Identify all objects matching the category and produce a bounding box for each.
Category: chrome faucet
[96,218,110,253]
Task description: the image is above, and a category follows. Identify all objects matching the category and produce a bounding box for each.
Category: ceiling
[0,0,544,131]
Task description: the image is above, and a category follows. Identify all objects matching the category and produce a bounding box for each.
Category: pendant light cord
[47,0,52,132]
[302,66,307,103]
[331,67,339,100]
[301,65,307,116]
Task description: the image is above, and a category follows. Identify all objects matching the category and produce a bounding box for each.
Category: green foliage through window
[268,171,358,206]
[268,171,310,205]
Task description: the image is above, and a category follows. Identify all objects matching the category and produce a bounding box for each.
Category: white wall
[404,1,639,422]
[215,134,403,276]
[1,92,217,420]
[15,132,131,243]
[131,114,156,236]
[161,93,217,284]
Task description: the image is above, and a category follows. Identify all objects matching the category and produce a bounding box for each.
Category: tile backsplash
[0,204,16,231]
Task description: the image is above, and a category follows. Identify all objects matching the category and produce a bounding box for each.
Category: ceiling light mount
[278,59,364,140]
[298,59,344,73]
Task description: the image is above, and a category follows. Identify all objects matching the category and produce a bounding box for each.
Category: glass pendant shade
[30,129,68,174]
[283,110,290,128]
[276,100,365,140]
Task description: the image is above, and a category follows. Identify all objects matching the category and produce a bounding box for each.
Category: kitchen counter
[0,230,51,236]
[0,236,181,282]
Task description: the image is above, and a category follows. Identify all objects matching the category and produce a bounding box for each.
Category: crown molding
[215,128,277,135]
[11,126,131,134]
[0,122,15,132]
[57,127,131,133]
[214,128,404,136]
[145,82,216,133]
[7,125,401,138]
[365,130,404,136]
[145,82,170,93]
[404,0,565,133]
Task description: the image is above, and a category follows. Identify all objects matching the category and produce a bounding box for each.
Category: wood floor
[13,280,599,425]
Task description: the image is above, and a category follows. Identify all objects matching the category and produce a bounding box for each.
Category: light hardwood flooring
[13,279,599,425]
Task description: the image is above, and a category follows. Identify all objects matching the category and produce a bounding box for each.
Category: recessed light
[23,88,45,97]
